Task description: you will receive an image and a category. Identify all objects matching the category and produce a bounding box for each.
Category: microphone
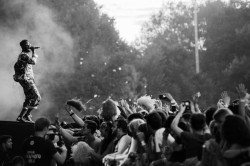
[30,46,40,49]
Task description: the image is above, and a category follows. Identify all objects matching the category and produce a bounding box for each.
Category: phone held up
[182,100,191,113]
[159,94,177,112]
[159,94,171,102]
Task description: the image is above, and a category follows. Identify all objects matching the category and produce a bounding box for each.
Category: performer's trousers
[19,79,41,108]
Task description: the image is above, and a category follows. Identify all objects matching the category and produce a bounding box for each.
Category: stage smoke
[0,0,75,120]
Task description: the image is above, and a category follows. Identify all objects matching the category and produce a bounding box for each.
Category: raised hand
[123,100,131,110]
[155,99,162,109]
[165,93,174,102]
[131,103,137,113]
[221,91,230,107]
[192,92,201,105]
[65,104,72,114]
[179,102,186,112]
[64,104,75,116]
[236,84,249,102]
[190,101,196,113]
[217,99,226,109]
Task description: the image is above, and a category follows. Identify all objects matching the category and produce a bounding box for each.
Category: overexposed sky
[94,0,168,43]
[94,0,195,44]
[93,0,230,44]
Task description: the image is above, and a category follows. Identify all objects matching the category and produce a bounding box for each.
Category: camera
[171,105,177,112]
[159,94,170,102]
[46,125,64,148]
[183,101,191,112]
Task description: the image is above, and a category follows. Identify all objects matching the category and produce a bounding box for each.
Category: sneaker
[16,116,30,123]
[23,114,34,123]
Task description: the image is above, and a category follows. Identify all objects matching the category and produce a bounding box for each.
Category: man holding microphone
[13,39,41,123]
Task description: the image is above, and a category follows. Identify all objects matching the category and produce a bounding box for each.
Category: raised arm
[55,118,78,144]
[52,145,68,164]
[236,84,250,125]
[20,50,38,65]
[171,103,185,137]
[65,104,85,127]
[192,92,201,113]
[221,91,230,108]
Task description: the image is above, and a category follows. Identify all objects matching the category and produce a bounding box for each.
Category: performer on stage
[13,39,41,123]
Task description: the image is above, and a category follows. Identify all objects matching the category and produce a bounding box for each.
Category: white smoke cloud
[0,0,75,121]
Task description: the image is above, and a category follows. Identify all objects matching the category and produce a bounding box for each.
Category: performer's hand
[30,46,35,52]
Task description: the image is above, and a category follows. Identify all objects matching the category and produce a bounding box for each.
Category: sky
[94,0,169,43]
[94,0,194,44]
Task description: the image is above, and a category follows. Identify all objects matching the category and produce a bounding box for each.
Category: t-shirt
[22,136,57,166]
[114,134,131,153]
[0,149,11,166]
[155,128,175,152]
[180,132,211,159]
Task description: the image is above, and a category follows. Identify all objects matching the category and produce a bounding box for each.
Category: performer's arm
[21,51,38,65]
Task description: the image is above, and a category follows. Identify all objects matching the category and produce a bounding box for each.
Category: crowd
[1,83,250,166]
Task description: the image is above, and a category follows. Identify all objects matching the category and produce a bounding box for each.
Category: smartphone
[159,94,171,102]
[196,92,201,98]
[183,101,191,111]
[171,105,177,112]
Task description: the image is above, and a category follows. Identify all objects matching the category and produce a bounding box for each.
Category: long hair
[137,96,155,112]
[221,115,250,147]
[101,99,119,121]
[100,121,114,154]
[71,142,93,165]
[128,119,145,138]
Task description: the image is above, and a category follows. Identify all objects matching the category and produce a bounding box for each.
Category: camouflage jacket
[13,52,37,82]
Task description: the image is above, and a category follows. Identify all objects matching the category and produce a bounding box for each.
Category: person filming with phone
[171,102,211,161]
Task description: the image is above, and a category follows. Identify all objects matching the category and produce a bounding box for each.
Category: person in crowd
[89,121,115,166]
[8,156,25,166]
[114,118,145,166]
[151,115,189,166]
[57,119,101,153]
[136,111,164,164]
[112,118,131,155]
[103,118,131,165]
[0,135,13,166]
[22,117,67,166]
[14,39,41,123]
[198,93,234,166]
[204,106,217,126]
[45,125,64,166]
[100,99,121,122]
[211,108,233,145]
[127,113,144,123]
[70,141,94,166]
[137,96,156,113]
[8,83,250,166]
[171,103,211,161]
[236,84,250,126]
[221,115,250,166]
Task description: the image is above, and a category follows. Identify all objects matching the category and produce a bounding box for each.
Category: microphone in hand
[30,46,40,50]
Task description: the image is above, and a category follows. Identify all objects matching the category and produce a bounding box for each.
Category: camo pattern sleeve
[14,52,36,81]
[20,52,37,65]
